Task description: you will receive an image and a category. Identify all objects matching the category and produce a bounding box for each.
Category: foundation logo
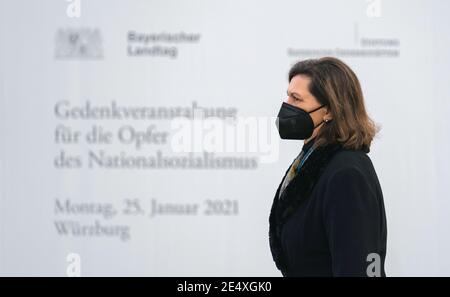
[55,28,103,60]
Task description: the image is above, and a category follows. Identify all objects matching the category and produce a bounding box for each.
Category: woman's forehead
[288,75,312,97]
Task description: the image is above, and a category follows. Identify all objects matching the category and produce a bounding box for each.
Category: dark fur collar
[269,142,342,275]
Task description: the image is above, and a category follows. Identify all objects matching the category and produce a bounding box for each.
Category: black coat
[269,141,387,277]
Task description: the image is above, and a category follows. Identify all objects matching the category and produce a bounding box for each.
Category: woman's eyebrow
[287,90,303,98]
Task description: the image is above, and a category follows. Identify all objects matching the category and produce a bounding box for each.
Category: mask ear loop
[307,104,325,114]
[313,119,325,129]
[309,104,327,129]
[314,115,334,128]
[309,104,330,128]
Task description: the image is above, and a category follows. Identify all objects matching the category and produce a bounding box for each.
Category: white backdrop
[1,0,450,276]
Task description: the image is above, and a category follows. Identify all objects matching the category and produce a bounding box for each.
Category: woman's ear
[323,107,333,122]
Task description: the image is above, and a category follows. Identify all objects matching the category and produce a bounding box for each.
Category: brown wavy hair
[288,57,380,153]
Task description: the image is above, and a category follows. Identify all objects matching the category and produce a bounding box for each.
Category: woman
[269,57,387,277]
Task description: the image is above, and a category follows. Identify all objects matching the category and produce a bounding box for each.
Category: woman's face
[286,74,331,131]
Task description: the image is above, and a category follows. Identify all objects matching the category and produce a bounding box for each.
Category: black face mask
[275,102,326,140]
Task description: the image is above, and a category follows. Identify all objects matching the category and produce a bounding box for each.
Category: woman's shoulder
[317,147,382,204]
[323,148,376,179]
